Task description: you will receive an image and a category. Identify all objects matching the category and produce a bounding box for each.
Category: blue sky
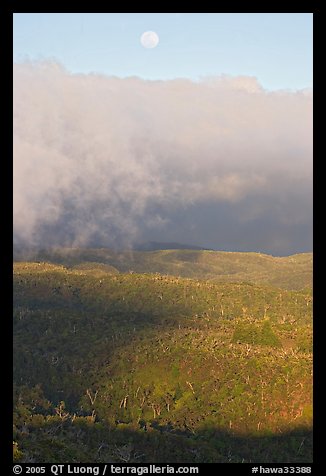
[13,13,313,91]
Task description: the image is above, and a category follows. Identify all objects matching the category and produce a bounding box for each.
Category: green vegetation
[14,247,313,290]
[232,319,282,347]
[13,252,312,463]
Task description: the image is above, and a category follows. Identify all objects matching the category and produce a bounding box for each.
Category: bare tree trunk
[86,389,98,406]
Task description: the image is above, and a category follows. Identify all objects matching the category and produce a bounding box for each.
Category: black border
[5,3,319,474]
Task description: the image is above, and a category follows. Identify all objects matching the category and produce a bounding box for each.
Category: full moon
[140,31,159,49]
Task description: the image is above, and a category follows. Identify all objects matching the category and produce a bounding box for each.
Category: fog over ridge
[13,61,312,254]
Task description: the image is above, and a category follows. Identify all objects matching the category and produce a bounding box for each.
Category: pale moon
[140,31,159,49]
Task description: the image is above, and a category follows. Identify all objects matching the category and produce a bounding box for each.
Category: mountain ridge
[13,247,313,291]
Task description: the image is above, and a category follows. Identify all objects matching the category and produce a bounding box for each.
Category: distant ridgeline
[134,241,213,251]
[13,247,312,463]
[13,246,312,291]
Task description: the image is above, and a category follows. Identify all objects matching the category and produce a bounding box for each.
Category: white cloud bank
[13,62,312,251]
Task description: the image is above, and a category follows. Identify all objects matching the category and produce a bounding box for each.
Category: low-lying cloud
[13,61,313,254]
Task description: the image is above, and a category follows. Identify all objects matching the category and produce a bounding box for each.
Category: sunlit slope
[16,248,313,290]
[13,263,312,462]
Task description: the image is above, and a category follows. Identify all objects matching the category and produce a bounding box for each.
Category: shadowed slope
[14,262,312,463]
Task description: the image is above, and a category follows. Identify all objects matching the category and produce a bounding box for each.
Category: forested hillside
[14,248,313,290]
[13,255,312,463]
